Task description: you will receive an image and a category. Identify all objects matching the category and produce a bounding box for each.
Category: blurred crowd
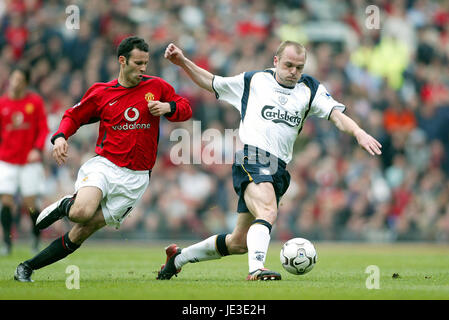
[1,0,449,243]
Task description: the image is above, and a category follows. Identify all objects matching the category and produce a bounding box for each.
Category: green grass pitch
[1,241,448,300]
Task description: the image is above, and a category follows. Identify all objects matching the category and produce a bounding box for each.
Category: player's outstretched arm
[164,43,214,93]
[329,109,382,156]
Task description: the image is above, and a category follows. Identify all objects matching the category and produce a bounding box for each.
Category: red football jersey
[0,92,49,164]
[52,76,192,171]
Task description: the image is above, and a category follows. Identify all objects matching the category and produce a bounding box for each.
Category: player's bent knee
[68,207,90,223]
[68,204,99,223]
[257,210,278,226]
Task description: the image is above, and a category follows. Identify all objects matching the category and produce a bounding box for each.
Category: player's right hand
[164,43,185,66]
[52,137,68,165]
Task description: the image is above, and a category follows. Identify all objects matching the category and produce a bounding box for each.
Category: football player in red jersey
[0,67,49,255]
[14,36,192,282]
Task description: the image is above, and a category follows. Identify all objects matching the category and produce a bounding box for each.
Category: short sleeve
[212,73,245,112]
[309,84,346,120]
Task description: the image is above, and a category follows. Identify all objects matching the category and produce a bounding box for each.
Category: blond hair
[275,41,306,59]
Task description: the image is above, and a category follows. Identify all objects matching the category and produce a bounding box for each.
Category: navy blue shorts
[232,145,291,213]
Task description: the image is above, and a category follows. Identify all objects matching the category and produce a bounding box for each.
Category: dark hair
[117,36,149,62]
[11,66,31,84]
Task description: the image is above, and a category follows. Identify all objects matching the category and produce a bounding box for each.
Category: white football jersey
[212,69,346,164]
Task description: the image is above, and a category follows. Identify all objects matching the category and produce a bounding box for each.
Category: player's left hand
[148,101,171,116]
[355,129,382,156]
[27,149,42,163]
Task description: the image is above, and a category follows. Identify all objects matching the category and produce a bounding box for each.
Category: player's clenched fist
[164,43,185,66]
[52,137,68,165]
[148,100,171,116]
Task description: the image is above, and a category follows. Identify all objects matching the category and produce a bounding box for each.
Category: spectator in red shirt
[14,36,192,282]
[4,12,29,61]
[0,67,49,255]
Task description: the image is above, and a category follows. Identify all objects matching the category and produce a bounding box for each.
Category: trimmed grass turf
[0,241,448,300]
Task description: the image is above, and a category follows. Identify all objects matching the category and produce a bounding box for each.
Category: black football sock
[24,232,81,270]
[216,233,230,256]
[1,206,13,248]
[28,207,41,239]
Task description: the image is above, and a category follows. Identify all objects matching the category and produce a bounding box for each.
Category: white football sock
[247,223,271,273]
[174,235,222,269]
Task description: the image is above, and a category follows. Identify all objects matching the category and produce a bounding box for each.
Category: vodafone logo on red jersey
[124,107,139,121]
[112,107,151,131]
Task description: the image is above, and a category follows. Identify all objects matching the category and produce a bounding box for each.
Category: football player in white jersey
[157,41,382,281]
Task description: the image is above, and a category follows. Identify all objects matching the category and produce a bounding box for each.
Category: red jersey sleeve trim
[164,97,192,122]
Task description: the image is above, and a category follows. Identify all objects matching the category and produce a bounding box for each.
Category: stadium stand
[1,0,448,242]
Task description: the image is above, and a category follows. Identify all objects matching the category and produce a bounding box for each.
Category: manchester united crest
[25,103,35,114]
[145,92,155,102]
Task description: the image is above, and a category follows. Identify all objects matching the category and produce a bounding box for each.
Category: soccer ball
[280,238,317,275]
